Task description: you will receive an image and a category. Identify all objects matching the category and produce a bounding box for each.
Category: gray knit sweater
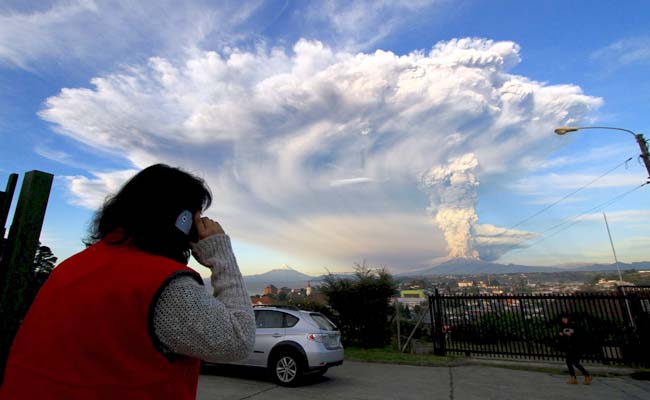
[152,234,255,362]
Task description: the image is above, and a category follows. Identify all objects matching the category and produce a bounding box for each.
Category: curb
[464,358,637,376]
[344,357,639,377]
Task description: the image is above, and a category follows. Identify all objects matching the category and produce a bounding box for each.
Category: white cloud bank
[40,38,602,270]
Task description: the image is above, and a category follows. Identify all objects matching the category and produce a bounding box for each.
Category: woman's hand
[193,212,225,241]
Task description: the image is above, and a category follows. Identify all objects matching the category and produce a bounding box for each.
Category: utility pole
[603,212,636,330]
[603,212,623,284]
[603,212,622,283]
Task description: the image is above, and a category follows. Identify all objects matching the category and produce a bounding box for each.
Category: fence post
[395,297,401,351]
[0,174,19,261]
[428,292,436,353]
[617,286,639,365]
[518,296,533,357]
[431,289,446,356]
[0,170,53,383]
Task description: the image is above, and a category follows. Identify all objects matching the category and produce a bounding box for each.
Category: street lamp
[554,126,650,182]
[555,126,644,329]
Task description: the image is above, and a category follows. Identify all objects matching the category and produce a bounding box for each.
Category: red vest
[0,240,203,400]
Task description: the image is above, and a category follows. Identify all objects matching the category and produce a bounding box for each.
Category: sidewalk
[198,360,650,400]
[463,357,638,376]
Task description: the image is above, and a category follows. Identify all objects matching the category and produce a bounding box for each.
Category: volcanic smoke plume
[420,153,480,259]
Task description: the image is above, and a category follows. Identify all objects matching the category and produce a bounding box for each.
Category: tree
[590,273,604,286]
[398,302,411,319]
[320,262,398,348]
[33,243,56,280]
[287,299,335,317]
[26,242,57,302]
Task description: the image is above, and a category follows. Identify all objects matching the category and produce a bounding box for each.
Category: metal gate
[428,287,650,366]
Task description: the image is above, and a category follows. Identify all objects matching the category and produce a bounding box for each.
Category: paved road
[198,361,650,400]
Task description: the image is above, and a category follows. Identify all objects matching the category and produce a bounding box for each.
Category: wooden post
[0,174,19,258]
[0,170,53,383]
[401,305,429,353]
[395,297,401,351]
[431,289,446,356]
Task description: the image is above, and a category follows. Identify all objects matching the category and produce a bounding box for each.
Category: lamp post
[555,126,642,330]
[554,126,650,182]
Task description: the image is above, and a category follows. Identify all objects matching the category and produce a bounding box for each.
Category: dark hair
[87,164,212,264]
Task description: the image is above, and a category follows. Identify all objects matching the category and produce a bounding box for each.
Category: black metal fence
[428,287,650,366]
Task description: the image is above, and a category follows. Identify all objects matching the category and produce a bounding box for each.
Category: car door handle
[272,333,283,338]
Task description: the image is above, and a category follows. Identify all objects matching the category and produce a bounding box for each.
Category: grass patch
[344,346,455,366]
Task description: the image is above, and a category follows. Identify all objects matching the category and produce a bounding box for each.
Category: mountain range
[398,258,650,276]
[201,259,650,295]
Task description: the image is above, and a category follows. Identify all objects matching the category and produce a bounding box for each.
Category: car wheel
[271,351,303,386]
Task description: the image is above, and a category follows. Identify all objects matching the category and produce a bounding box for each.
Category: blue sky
[1,0,649,276]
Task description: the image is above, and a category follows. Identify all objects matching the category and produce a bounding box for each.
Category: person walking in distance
[559,314,592,385]
[0,164,255,399]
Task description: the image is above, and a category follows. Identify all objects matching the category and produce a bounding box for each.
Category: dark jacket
[559,320,584,354]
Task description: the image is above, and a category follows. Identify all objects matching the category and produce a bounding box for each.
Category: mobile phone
[175,210,193,235]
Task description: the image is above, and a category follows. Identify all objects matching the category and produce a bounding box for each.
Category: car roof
[252,305,313,317]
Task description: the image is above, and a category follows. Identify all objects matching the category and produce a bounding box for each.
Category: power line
[501,157,633,234]
[508,181,648,254]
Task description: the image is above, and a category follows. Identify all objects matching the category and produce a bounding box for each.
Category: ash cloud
[40,38,602,270]
[420,153,480,259]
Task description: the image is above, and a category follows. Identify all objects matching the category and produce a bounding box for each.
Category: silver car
[216,305,344,386]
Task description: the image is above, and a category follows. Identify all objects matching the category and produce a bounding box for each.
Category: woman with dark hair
[559,314,592,385]
[1,164,255,400]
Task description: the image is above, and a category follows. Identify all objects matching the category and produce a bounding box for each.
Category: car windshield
[310,313,337,331]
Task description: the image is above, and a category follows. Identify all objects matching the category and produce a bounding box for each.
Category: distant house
[263,284,278,295]
[251,295,275,305]
[458,281,474,288]
[398,289,427,309]
[306,281,313,297]
[596,279,633,289]
[400,289,426,299]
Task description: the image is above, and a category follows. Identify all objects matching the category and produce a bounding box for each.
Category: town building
[251,295,275,305]
[263,284,278,296]
[397,289,427,309]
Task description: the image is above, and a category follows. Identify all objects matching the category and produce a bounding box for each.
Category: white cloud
[0,0,262,69]
[511,172,643,196]
[40,38,601,270]
[0,0,445,71]
[525,195,587,206]
[533,145,632,171]
[591,36,650,71]
[33,143,97,170]
[65,169,138,209]
[580,209,650,223]
[306,0,441,51]
[474,223,539,261]
[0,0,97,69]
[330,177,374,187]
